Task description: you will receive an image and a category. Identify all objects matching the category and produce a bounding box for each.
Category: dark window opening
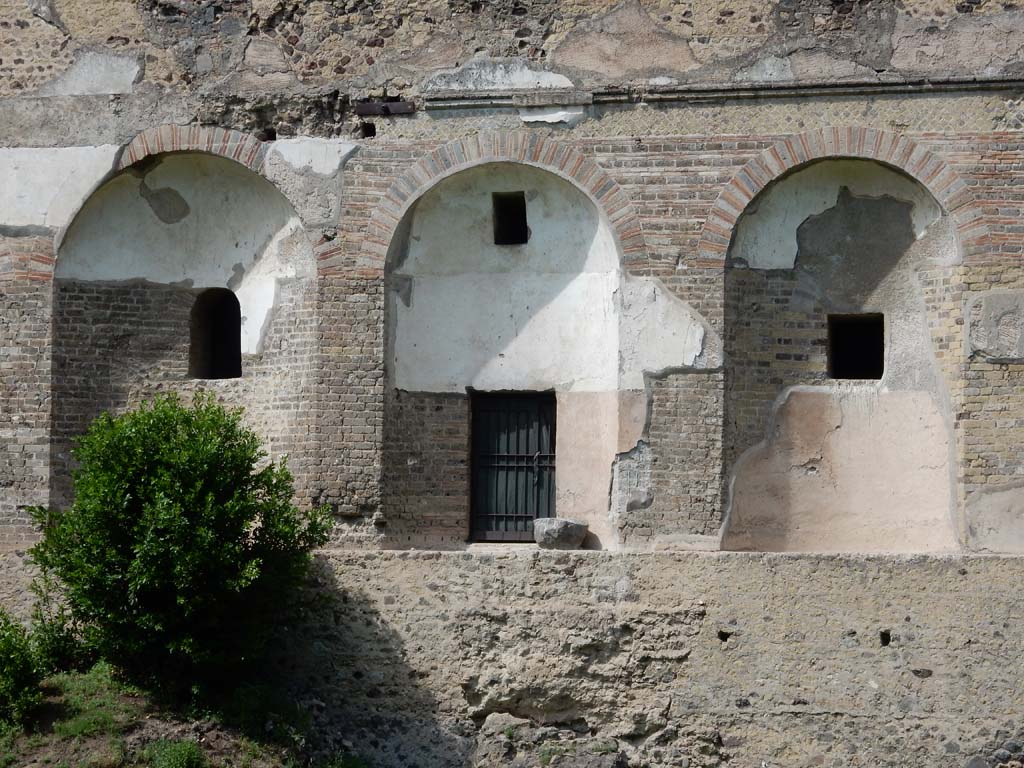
[189,288,241,380]
[470,392,555,542]
[828,314,884,380]
[492,191,529,245]
[359,121,376,138]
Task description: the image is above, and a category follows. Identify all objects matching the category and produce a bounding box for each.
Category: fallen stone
[533,517,588,550]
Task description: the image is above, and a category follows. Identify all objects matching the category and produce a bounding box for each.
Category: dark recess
[190,288,242,380]
[828,313,884,380]
[492,191,529,245]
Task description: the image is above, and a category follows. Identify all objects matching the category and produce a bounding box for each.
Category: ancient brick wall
[50,277,319,511]
[0,276,51,549]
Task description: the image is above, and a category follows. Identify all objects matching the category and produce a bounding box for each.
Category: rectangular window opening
[492,191,529,245]
[470,391,555,543]
[828,313,884,380]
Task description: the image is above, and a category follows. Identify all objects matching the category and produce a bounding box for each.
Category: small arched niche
[382,162,630,549]
[721,158,961,553]
[189,288,242,380]
[52,151,317,507]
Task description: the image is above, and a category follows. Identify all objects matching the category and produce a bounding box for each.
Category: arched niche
[52,151,317,507]
[381,162,712,550]
[721,158,962,553]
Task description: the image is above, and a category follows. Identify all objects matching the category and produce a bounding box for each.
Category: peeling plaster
[618,276,714,390]
[421,57,574,92]
[723,387,957,553]
[267,138,357,176]
[517,106,586,126]
[891,11,1024,77]
[0,146,120,229]
[734,55,793,83]
[723,159,962,553]
[550,1,698,80]
[731,160,943,271]
[967,290,1024,362]
[36,51,140,97]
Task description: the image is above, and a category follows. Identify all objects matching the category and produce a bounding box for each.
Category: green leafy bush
[30,393,331,687]
[144,739,209,768]
[30,570,92,675]
[0,608,41,725]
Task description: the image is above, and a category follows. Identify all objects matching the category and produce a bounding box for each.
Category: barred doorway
[470,392,555,542]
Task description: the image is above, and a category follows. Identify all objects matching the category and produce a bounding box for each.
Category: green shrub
[30,570,92,675]
[30,393,331,688]
[144,739,208,768]
[0,608,41,725]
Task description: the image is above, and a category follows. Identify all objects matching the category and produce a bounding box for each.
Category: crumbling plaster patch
[730,160,944,271]
[35,50,141,97]
[967,290,1024,362]
[723,387,957,553]
[57,153,314,355]
[263,138,358,226]
[0,146,120,230]
[421,57,575,93]
[966,481,1024,554]
[891,10,1024,76]
[723,159,961,553]
[550,2,699,81]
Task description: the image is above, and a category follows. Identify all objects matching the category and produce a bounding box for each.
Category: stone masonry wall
[6,549,1019,768]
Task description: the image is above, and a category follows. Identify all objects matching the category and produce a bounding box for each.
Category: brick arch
[117,124,266,172]
[358,132,647,271]
[55,124,283,255]
[696,127,991,262]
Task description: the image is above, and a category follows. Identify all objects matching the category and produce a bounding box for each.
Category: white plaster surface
[421,57,574,92]
[58,153,313,354]
[724,387,957,553]
[966,482,1024,553]
[731,160,943,270]
[389,162,712,549]
[517,106,586,125]
[392,163,620,393]
[0,146,119,228]
[734,55,794,83]
[37,51,139,96]
[619,276,707,389]
[266,138,357,176]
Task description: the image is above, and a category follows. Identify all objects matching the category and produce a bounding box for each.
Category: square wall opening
[828,313,884,380]
[492,191,529,245]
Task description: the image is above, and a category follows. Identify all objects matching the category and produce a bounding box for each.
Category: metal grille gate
[470,392,556,542]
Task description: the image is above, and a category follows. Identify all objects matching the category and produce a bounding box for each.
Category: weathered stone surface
[967,291,1024,362]
[7,550,1020,768]
[533,518,588,549]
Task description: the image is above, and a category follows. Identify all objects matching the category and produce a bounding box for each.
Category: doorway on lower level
[470,392,556,542]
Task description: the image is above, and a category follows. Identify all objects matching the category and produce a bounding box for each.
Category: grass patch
[51,662,135,740]
[142,739,208,768]
[0,664,370,768]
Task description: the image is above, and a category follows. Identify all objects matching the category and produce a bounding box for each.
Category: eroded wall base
[4,550,1013,768]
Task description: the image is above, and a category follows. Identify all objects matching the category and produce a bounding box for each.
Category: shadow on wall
[721,160,961,553]
[49,152,317,509]
[276,555,471,766]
